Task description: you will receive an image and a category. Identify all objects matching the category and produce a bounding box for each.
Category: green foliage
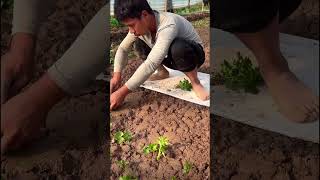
[175,3,209,15]
[110,17,122,28]
[114,131,132,144]
[219,52,264,94]
[171,176,177,180]
[119,175,138,180]
[182,161,192,174]
[1,0,13,10]
[176,78,192,91]
[142,136,170,161]
[116,160,129,169]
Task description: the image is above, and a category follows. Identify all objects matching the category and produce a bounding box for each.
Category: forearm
[114,32,136,72]
[25,73,66,110]
[12,0,55,35]
[47,4,109,95]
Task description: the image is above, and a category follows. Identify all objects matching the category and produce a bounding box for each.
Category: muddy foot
[192,83,209,101]
[266,71,319,123]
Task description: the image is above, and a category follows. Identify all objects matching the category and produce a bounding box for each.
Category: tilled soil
[110,26,210,179]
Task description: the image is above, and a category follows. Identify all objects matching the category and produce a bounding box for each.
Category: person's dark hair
[114,0,154,22]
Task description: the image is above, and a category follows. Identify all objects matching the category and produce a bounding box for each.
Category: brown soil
[1,1,109,179]
[211,115,319,180]
[110,27,210,179]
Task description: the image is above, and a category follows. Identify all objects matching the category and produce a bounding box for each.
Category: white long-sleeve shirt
[114,11,203,90]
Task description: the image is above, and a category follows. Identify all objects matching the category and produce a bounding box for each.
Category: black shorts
[133,38,205,72]
[211,0,302,33]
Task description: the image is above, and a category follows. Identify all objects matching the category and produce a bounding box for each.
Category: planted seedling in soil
[176,78,192,91]
[219,52,264,94]
[183,161,193,174]
[116,160,129,169]
[143,136,170,160]
[119,175,138,180]
[171,176,177,180]
[114,131,132,144]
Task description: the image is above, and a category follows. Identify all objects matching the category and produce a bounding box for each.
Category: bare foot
[265,71,319,123]
[192,83,209,101]
[147,67,169,81]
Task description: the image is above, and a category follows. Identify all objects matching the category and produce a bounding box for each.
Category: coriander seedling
[219,52,263,94]
[183,161,192,174]
[119,175,138,180]
[176,78,192,91]
[142,136,170,161]
[114,131,132,144]
[116,160,129,169]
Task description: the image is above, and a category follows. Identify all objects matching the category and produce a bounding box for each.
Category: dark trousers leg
[133,38,205,72]
[163,38,205,72]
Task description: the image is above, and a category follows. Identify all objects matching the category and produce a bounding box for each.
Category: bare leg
[234,14,319,123]
[147,64,169,81]
[184,68,209,101]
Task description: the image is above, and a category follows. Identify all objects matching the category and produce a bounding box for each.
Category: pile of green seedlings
[218,52,264,94]
[176,78,193,91]
[113,130,194,179]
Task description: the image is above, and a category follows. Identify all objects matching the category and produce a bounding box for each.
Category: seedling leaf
[176,78,192,91]
[183,161,192,174]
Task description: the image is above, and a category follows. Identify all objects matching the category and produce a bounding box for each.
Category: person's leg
[168,38,209,100]
[133,39,169,81]
[234,14,319,123]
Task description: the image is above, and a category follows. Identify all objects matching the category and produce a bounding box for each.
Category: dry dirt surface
[110,26,210,179]
[1,1,110,179]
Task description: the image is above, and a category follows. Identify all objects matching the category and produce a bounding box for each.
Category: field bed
[110,26,210,179]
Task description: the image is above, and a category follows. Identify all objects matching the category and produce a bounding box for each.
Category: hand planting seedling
[176,78,192,91]
[182,161,193,174]
[119,175,138,180]
[116,160,129,169]
[142,136,170,160]
[114,131,132,144]
[219,52,264,94]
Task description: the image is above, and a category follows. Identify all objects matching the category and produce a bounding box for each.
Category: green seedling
[219,52,263,94]
[116,160,129,169]
[114,131,132,144]
[110,17,122,28]
[171,176,177,180]
[119,175,138,180]
[182,161,192,174]
[142,136,170,161]
[142,143,158,154]
[176,78,192,91]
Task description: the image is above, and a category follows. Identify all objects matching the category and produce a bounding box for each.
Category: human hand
[1,73,66,154]
[1,33,35,104]
[110,85,130,110]
[110,72,121,93]
[1,91,47,154]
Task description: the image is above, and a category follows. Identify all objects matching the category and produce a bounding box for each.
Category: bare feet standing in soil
[235,14,319,123]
